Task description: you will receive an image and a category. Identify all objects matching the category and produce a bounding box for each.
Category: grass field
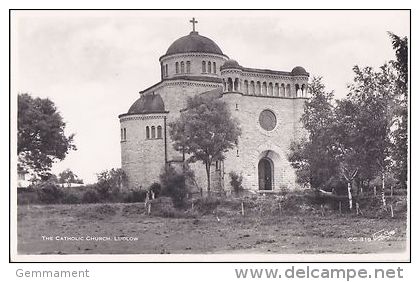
[17,201,407,255]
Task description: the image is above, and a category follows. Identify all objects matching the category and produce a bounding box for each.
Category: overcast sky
[13,10,409,183]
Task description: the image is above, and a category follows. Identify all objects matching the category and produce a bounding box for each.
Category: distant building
[119,19,309,193]
[17,168,30,188]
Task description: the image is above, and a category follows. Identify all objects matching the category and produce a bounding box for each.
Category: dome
[165,31,224,56]
[221,59,242,70]
[127,94,165,114]
[291,66,309,76]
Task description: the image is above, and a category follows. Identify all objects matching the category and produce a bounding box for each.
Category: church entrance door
[258,158,273,190]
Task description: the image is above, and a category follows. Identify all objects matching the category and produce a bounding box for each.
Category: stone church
[119,19,309,193]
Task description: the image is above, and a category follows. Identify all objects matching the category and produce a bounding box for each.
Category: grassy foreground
[17,198,407,255]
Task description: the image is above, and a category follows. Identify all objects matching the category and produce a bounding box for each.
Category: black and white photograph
[10,9,410,262]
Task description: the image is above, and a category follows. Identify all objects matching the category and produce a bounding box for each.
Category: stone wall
[220,93,308,192]
[120,114,167,189]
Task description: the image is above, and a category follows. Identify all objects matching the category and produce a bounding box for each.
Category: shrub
[36,182,64,204]
[229,171,244,196]
[195,197,221,214]
[82,189,101,203]
[62,193,81,204]
[160,165,191,208]
[149,182,162,198]
[123,189,147,203]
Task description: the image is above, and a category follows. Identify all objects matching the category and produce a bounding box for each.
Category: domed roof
[221,59,242,70]
[128,94,165,114]
[291,66,309,76]
[165,31,224,56]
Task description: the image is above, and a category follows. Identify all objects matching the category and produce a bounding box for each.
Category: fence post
[390,205,394,218]
[241,201,245,216]
[339,201,342,215]
[374,186,377,196]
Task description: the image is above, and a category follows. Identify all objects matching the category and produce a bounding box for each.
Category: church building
[119,19,310,193]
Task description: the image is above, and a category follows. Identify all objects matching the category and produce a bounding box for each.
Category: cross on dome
[190,17,198,32]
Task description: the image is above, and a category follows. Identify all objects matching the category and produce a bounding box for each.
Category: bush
[229,171,244,196]
[82,189,101,203]
[160,166,191,208]
[195,197,221,214]
[149,182,161,198]
[36,182,64,204]
[123,189,147,203]
[62,193,81,204]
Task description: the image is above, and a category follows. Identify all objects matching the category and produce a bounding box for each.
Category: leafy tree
[96,168,127,196]
[289,32,409,211]
[288,77,339,190]
[388,32,408,188]
[169,94,241,196]
[18,93,76,178]
[58,169,83,186]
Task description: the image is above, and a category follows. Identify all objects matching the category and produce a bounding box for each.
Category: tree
[288,32,408,211]
[388,32,408,188]
[169,94,241,196]
[18,93,76,178]
[96,168,127,196]
[58,169,83,187]
[288,77,339,190]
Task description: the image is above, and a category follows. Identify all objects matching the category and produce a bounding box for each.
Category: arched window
[250,81,255,95]
[175,62,179,74]
[208,61,211,73]
[151,126,156,139]
[181,61,185,73]
[286,84,291,97]
[234,78,239,91]
[244,80,249,94]
[165,64,168,77]
[280,83,285,96]
[262,82,267,95]
[123,128,127,140]
[186,61,191,73]
[121,128,123,140]
[274,83,279,96]
[295,84,302,97]
[227,77,233,92]
[302,84,307,97]
[157,126,162,139]
[202,61,206,73]
[213,62,216,74]
[256,81,261,95]
[146,126,150,139]
[268,83,273,96]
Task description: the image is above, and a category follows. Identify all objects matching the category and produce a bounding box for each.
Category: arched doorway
[258,158,273,190]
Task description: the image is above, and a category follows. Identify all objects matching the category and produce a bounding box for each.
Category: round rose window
[259,110,277,131]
